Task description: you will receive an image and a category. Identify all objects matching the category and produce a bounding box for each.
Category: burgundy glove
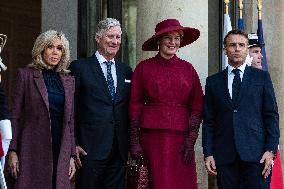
[179,135,194,165]
[179,115,202,165]
[130,120,143,159]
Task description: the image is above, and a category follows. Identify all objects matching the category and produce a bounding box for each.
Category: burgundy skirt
[140,128,198,189]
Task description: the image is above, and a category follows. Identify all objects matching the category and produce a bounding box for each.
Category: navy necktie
[105,61,115,101]
[232,68,241,106]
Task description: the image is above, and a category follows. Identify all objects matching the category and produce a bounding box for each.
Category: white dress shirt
[227,63,246,99]
[95,51,117,91]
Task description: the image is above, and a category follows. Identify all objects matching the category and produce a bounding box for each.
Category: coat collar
[89,55,114,102]
[115,62,124,104]
[235,65,251,106]
[33,70,49,111]
[60,73,74,122]
[33,69,74,111]
[221,68,233,108]
[221,65,252,108]
[90,54,125,104]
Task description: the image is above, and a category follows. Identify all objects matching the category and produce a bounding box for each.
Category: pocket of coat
[248,124,264,133]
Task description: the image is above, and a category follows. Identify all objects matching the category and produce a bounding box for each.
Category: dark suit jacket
[202,66,279,165]
[9,67,76,189]
[70,54,132,161]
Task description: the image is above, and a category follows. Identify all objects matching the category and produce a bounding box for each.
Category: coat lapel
[60,74,74,124]
[33,70,49,111]
[235,65,251,106]
[115,62,124,104]
[221,68,234,107]
[89,55,113,101]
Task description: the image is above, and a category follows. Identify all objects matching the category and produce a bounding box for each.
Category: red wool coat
[130,54,203,131]
[9,68,76,189]
[129,54,203,189]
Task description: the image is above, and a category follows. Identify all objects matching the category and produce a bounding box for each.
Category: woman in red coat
[129,19,203,189]
[7,30,76,189]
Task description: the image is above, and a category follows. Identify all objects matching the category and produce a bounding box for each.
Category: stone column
[137,1,208,188]
[41,0,78,60]
[245,1,284,183]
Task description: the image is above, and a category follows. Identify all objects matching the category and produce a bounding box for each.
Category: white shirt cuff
[0,119,12,139]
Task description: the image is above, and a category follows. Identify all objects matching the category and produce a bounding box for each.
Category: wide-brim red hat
[142,19,200,51]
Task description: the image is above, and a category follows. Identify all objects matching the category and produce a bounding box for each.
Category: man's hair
[223,29,248,47]
[95,18,121,37]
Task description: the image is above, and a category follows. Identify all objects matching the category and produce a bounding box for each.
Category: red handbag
[126,156,149,189]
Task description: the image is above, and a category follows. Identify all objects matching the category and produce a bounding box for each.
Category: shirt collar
[95,51,116,65]
[227,62,247,75]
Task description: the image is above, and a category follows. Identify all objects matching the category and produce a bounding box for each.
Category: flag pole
[238,0,244,30]
[239,0,243,19]
[225,0,229,14]
[222,0,232,70]
[257,0,262,20]
[256,0,268,70]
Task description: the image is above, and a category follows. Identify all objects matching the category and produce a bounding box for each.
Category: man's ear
[95,35,100,44]
[223,47,227,55]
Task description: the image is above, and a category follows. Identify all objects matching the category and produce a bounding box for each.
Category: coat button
[234,110,237,113]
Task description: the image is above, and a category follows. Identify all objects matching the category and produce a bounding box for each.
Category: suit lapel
[33,70,49,111]
[236,65,251,106]
[221,68,234,107]
[115,61,124,104]
[89,55,113,101]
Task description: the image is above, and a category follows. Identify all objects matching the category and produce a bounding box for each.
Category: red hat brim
[142,26,200,51]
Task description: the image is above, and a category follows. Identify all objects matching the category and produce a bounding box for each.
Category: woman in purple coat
[129,19,203,189]
[7,30,76,189]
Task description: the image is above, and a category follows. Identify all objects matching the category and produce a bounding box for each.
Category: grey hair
[28,30,70,73]
[95,18,121,37]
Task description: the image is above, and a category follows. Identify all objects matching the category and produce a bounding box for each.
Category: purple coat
[9,67,76,189]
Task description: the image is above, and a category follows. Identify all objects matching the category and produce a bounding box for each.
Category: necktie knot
[232,69,240,76]
[105,61,113,67]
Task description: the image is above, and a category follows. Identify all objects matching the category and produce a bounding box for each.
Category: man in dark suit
[70,18,132,189]
[202,30,279,189]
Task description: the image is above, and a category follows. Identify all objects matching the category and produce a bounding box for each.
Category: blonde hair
[28,30,70,73]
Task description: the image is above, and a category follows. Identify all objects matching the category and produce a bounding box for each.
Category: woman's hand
[69,157,76,180]
[8,151,19,179]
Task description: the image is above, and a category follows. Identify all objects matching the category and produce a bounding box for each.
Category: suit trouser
[240,170,272,189]
[216,155,266,189]
[75,138,126,189]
